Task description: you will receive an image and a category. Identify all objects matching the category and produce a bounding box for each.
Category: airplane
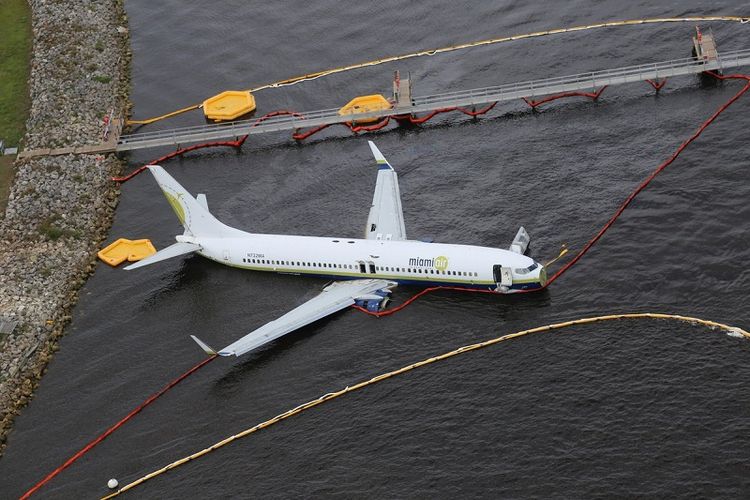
[125,141,547,358]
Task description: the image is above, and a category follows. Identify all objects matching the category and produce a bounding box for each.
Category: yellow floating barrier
[338,94,392,124]
[98,238,157,267]
[202,90,257,121]
[101,313,749,498]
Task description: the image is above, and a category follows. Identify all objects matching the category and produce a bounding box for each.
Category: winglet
[367,141,393,170]
[190,335,218,356]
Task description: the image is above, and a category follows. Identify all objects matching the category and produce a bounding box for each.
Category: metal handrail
[118,49,750,148]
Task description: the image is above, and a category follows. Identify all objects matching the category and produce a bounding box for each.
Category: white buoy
[108,478,119,489]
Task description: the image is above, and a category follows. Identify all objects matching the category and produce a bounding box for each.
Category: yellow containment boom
[98,239,157,267]
[338,94,392,124]
[202,90,257,121]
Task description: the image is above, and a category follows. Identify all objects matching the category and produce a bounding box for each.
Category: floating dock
[203,91,256,121]
[114,48,750,152]
[98,238,156,266]
[17,46,750,158]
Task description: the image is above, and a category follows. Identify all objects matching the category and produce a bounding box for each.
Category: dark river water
[3,0,750,497]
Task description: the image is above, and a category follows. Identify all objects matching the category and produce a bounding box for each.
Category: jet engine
[354,288,392,312]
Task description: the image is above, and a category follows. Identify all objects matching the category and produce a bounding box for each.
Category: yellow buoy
[98,239,157,267]
[338,94,392,124]
[202,90,257,121]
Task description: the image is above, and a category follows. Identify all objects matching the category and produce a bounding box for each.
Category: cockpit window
[514,262,539,275]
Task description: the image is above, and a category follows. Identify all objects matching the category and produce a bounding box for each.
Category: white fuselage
[181,228,547,292]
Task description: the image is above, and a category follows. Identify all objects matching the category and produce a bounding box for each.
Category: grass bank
[0,0,31,214]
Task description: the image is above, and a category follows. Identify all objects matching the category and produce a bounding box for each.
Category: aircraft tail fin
[146,165,227,237]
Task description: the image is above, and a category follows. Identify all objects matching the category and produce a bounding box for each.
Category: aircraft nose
[538,264,548,287]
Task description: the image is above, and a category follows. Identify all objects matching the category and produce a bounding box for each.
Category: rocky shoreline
[0,0,131,454]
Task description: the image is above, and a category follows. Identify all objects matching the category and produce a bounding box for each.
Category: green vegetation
[38,214,79,241]
[38,216,65,240]
[0,0,31,215]
[92,75,111,84]
[0,156,15,215]
[0,0,31,147]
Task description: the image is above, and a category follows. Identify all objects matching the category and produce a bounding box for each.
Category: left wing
[191,279,396,357]
[364,141,407,241]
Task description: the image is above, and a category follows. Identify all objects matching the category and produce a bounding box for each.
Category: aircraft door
[493,265,513,287]
[223,249,230,261]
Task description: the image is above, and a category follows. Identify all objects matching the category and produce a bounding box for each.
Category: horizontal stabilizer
[124,241,201,270]
[196,193,208,211]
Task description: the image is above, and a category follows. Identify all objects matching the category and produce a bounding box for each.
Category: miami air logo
[408,255,449,271]
[163,190,186,224]
[434,255,449,271]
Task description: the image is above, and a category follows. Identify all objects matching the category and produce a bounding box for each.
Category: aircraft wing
[191,279,397,357]
[364,141,407,241]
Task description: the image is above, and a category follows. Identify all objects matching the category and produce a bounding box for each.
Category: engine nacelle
[354,289,392,312]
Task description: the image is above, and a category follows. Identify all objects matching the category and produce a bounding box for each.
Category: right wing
[192,278,397,357]
[364,141,407,241]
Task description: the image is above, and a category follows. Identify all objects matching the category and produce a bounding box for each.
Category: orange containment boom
[202,90,257,121]
[338,94,392,124]
[98,238,157,267]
